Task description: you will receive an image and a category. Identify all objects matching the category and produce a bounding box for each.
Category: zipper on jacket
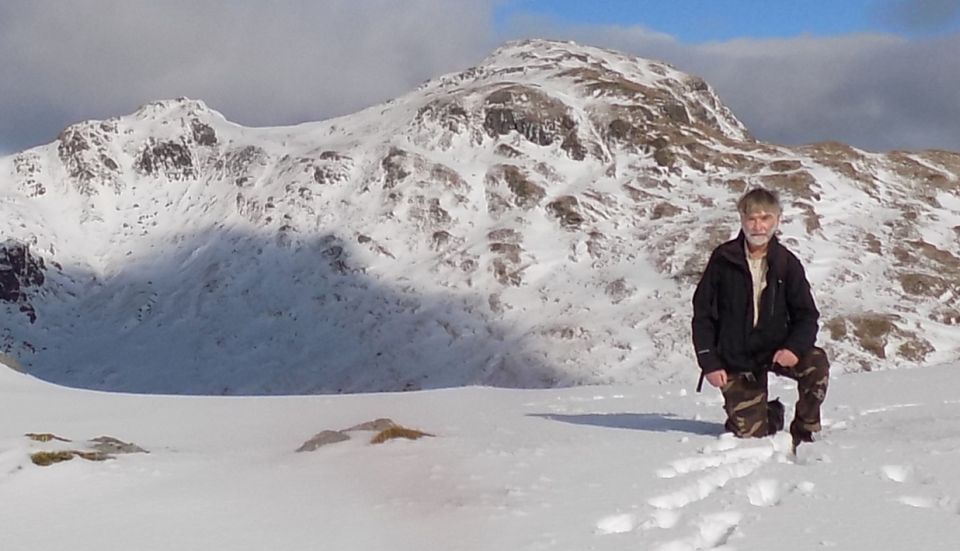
[770,278,780,318]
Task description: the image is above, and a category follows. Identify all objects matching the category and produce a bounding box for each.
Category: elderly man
[692,187,829,448]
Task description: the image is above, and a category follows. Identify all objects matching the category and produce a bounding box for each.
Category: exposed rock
[13,153,46,197]
[56,121,122,195]
[604,278,634,304]
[215,145,270,187]
[296,430,350,452]
[191,119,218,146]
[26,434,146,466]
[0,241,45,323]
[136,139,195,180]
[89,436,148,455]
[483,85,586,160]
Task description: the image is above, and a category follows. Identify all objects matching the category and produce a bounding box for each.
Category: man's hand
[773,349,799,368]
[705,369,728,388]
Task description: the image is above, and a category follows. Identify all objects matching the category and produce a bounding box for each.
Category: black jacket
[692,232,820,375]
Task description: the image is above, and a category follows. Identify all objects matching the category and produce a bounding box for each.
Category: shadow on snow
[529,412,724,436]
[4,228,566,395]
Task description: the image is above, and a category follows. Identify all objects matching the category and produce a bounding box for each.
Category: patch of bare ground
[826,313,934,363]
[885,152,955,196]
[757,171,819,201]
[673,223,733,283]
[891,240,960,298]
[800,141,878,190]
[931,307,960,325]
[709,153,765,172]
[488,234,525,286]
[370,426,434,444]
[769,160,803,172]
[650,202,682,220]
[864,232,883,255]
[563,68,695,129]
[898,272,953,298]
[791,201,822,233]
[726,179,748,193]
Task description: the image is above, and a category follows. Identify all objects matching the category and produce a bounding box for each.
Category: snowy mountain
[1,39,958,394]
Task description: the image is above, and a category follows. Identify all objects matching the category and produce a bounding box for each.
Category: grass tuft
[30,451,76,466]
[25,433,72,443]
[370,426,434,445]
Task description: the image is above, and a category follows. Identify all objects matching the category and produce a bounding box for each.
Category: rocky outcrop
[26,433,148,467]
[0,241,45,323]
[296,419,434,451]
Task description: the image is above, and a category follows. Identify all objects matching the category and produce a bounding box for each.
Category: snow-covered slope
[1,39,958,394]
[3,358,960,550]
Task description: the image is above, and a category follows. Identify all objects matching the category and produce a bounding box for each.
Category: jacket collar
[718,231,782,266]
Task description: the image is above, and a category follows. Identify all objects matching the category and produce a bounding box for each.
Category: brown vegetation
[370,426,434,444]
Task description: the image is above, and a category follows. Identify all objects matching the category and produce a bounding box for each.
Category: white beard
[743,224,778,248]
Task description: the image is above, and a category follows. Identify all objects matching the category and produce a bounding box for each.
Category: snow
[2,362,960,550]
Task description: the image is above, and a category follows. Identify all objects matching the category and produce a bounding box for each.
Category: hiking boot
[767,398,785,435]
[790,419,815,448]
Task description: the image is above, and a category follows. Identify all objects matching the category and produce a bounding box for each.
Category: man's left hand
[772,349,799,368]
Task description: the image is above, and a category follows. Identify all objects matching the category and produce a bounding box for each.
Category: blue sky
[1,1,959,153]
[495,0,960,41]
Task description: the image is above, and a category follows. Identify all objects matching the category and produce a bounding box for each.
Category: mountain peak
[433,38,752,143]
[132,97,220,123]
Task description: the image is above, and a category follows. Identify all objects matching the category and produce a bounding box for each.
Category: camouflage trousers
[721,347,830,438]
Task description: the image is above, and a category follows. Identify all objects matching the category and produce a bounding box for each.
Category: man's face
[741,209,780,248]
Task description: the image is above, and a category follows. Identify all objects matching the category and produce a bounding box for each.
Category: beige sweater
[746,244,768,327]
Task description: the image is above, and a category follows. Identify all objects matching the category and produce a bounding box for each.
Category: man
[692,187,829,447]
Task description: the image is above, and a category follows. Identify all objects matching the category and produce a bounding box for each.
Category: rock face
[0,241,46,323]
[0,39,958,394]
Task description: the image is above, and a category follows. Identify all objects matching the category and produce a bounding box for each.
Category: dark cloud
[0,0,498,152]
[875,0,960,31]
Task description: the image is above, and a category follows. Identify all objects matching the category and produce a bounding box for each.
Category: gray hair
[737,187,782,215]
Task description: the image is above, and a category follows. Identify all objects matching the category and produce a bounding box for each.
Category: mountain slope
[1,39,958,394]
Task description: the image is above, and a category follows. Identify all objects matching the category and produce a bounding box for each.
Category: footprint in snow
[648,437,775,511]
[880,465,960,514]
[652,511,741,551]
[880,464,912,483]
[746,478,782,507]
[897,495,960,514]
[594,513,637,535]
